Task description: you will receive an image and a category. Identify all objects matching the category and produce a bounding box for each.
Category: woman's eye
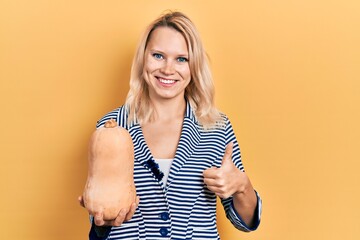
[153,53,163,59]
[177,57,188,63]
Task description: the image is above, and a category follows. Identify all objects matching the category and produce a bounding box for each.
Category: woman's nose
[160,60,175,75]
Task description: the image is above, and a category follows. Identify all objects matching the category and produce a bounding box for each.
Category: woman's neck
[151,98,186,122]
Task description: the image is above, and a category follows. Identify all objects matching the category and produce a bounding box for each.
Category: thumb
[221,142,234,167]
[78,195,85,208]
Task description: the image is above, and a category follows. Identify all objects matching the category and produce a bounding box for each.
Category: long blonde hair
[125,11,221,128]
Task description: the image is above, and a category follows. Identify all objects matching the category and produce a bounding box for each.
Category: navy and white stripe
[91,102,262,240]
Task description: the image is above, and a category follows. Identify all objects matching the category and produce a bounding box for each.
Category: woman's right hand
[78,195,140,227]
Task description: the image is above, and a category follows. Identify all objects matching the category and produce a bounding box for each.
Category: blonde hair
[125,11,221,128]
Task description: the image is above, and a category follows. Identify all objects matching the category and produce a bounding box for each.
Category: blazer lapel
[128,102,201,188]
[129,122,168,183]
[128,124,162,179]
[166,102,201,189]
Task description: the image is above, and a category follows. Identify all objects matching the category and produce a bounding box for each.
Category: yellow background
[1,0,359,239]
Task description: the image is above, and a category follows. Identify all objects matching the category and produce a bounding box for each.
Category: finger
[206,185,230,199]
[204,177,223,187]
[221,143,234,167]
[124,196,140,222]
[94,211,105,226]
[125,202,137,221]
[206,185,222,196]
[113,208,127,227]
[203,167,219,179]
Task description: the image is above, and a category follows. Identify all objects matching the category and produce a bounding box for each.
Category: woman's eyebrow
[149,49,188,57]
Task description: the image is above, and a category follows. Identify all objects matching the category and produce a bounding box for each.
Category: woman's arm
[231,169,258,228]
[203,143,258,227]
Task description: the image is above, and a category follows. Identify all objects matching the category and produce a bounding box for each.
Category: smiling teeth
[159,78,175,84]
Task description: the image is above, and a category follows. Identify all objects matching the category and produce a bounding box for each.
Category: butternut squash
[82,119,136,220]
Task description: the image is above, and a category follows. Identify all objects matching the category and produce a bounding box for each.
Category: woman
[83,11,262,239]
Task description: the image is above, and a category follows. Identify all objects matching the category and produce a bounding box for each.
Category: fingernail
[95,219,103,226]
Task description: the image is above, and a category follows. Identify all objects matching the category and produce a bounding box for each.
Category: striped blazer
[90,102,262,240]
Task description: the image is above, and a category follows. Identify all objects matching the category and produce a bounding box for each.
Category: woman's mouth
[157,77,177,86]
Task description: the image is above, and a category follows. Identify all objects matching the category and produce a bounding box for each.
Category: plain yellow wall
[1,0,359,239]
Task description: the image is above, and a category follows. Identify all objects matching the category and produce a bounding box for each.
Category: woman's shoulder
[215,111,231,128]
[218,111,229,121]
[95,105,130,129]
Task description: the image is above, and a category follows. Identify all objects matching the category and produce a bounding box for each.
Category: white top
[154,158,173,184]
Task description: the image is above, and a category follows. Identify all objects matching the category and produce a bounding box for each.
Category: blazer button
[159,227,168,237]
[160,212,169,221]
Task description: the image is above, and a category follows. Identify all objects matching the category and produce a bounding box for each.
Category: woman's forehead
[146,27,188,55]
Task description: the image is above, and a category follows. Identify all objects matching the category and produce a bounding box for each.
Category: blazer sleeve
[95,106,129,129]
[220,117,262,232]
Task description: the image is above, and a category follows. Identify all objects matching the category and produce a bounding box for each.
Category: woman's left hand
[78,195,140,227]
[203,143,251,199]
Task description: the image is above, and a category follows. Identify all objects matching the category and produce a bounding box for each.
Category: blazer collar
[128,101,201,188]
[166,102,201,188]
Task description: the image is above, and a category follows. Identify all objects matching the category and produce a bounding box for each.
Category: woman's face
[143,27,191,102]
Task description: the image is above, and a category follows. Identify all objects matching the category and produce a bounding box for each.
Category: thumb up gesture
[203,142,251,199]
